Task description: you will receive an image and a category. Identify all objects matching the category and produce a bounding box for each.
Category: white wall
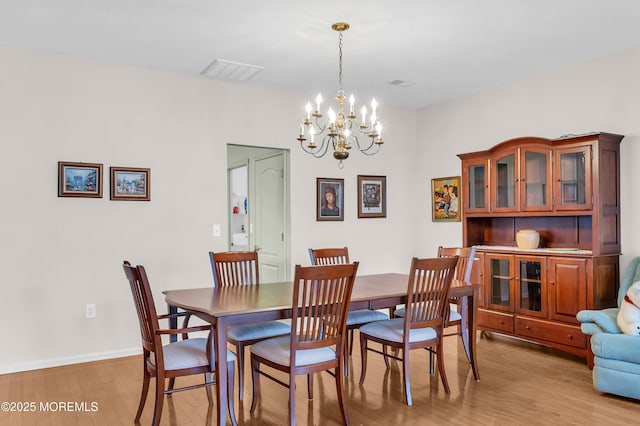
[415,46,640,273]
[0,46,417,372]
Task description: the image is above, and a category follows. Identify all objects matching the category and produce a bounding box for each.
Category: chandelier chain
[338,31,343,92]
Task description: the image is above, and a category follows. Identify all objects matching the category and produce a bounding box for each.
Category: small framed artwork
[58,161,103,198]
[357,175,386,218]
[432,176,461,222]
[317,178,344,221]
[110,167,151,201]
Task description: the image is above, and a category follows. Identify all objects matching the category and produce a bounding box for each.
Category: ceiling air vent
[201,59,264,81]
[388,79,415,88]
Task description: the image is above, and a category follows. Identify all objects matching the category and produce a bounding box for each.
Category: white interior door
[254,153,287,282]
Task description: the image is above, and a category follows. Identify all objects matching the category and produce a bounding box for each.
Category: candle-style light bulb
[310,126,315,143]
[361,105,367,125]
[299,123,305,136]
[370,112,377,128]
[328,107,336,125]
[371,98,378,114]
[305,102,312,119]
[376,122,382,138]
[344,127,350,138]
[349,94,355,114]
[315,93,323,111]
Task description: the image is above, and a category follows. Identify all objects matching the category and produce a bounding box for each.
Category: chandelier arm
[300,139,331,159]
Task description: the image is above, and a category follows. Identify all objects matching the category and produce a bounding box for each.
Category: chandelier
[297,22,384,168]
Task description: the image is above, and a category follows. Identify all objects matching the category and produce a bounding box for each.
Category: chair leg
[358,333,368,385]
[402,348,412,406]
[236,342,245,401]
[227,361,238,426]
[168,377,176,392]
[307,373,314,399]
[204,372,213,404]
[152,373,165,426]
[436,339,450,394]
[289,371,296,426]
[343,336,350,377]
[335,363,350,425]
[382,344,390,369]
[429,350,435,375]
[348,328,355,355]
[135,368,150,422]
[250,356,260,415]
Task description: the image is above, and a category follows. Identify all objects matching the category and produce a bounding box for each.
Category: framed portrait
[357,175,386,218]
[317,178,344,221]
[58,161,103,198]
[432,176,461,222]
[110,167,151,201]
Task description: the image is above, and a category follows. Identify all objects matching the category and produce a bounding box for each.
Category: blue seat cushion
[359,318,437,343]
[250,335,336,367]
[153,338,236,370]
[228,320,291,342]
[394,304,461,322]
[347,309,388,326]
[592,333,640,364]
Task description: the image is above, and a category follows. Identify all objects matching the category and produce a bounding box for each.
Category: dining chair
[249,262,359,426]
[209,251,291,401]
[122,261,237,426]
[358,257,458,406]
[308,247,388,375]
[394,246,477,369]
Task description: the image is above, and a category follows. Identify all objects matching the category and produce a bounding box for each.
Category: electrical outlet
[86,303,96,319]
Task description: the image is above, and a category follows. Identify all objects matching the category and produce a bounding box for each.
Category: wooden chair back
[308,247,350,265]
[403,257,458,333]
[209,251,259,287]
[437,246,477,283]
[122,261,161,358]
[290,262,359,356]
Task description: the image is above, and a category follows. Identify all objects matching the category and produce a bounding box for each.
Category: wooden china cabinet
[457,132,623,361]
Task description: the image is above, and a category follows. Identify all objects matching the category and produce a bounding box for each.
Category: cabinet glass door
[554,147,592,210]
[486,255,514,311]
[463,159,489,213]
[492,151,518,211]
[516,257,547,318]
[521,149,552,211]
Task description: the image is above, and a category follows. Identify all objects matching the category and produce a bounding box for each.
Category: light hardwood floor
[1,331,637,425]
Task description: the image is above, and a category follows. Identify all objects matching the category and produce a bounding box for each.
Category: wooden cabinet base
[479,309,589,360]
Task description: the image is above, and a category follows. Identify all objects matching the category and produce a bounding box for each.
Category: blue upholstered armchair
[576,256,640,400]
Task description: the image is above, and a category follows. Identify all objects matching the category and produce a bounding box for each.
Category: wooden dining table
[164,273,480,426]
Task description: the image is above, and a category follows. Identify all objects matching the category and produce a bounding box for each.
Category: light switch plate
[212,224,221,237]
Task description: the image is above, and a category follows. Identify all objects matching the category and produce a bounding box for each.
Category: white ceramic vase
[516,229,540,249]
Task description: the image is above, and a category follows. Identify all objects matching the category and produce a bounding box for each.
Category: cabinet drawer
[478,309,514,333]
[515,316,586,349]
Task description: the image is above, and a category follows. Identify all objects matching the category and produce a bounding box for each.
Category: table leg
[215,317,229,426]
[467,288,480,380]
[167,304,178,343]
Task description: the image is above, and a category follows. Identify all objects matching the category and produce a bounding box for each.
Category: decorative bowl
[516,229,540,249]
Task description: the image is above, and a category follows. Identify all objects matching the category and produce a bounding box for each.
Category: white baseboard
[0,347,142,375]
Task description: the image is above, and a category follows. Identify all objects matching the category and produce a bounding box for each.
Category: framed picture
[110,167,151,201]
[58,161,103,198]
[432,176,461,222]
[357,175,386,218]
[317,178,344,221]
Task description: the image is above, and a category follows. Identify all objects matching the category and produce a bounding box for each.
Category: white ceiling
[2,0,640,109]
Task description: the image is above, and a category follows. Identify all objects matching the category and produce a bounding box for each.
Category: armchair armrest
[576,308,621,335]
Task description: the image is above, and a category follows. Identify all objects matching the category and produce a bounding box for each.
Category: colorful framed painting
[110,167,151,201]
[432,176,461,222]
[58,161,103,198]
[317,178,344,221]
[357,175,386,218]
